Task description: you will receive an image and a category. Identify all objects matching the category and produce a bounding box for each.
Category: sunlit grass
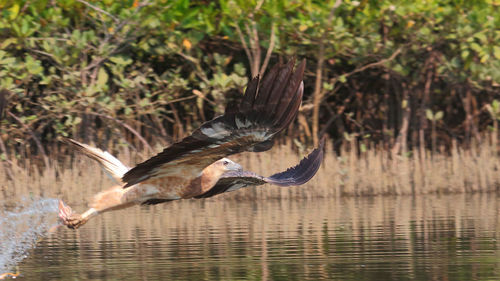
[1,135,500,203]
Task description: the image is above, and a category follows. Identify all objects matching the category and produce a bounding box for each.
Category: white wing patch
[235,117,252,129]
[240,130,268,139]
[226,183,246,192]
[201,122,231,139]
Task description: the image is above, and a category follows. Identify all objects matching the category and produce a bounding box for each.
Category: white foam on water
[0,197,59,273]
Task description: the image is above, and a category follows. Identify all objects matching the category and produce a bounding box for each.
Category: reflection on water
[4,193,500,280]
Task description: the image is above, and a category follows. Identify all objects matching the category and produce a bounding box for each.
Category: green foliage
[0,0,498,158]
[426,110,444,122]
[0,0,250,152]
[487,100,500,120]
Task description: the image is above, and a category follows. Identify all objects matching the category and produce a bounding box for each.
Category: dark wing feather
[266,138,324,186]
[193,171,267,199]
[122,59,306,187]
[194,139,325,199]
[141,198,175,205]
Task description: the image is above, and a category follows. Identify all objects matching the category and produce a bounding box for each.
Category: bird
[58,58,325,229]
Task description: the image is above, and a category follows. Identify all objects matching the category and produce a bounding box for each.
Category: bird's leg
[58,200,98,229]
[59,185,136,229]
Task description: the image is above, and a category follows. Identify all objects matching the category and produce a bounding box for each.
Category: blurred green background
[0,0,499,159]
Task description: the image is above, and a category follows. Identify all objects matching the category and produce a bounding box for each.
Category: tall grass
[1,135,500,202]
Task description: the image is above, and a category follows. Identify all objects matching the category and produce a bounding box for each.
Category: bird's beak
[231,162,243,171]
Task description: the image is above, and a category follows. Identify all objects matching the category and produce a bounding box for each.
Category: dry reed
[1,135,500,202]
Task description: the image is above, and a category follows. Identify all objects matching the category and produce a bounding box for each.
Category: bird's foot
[58,200,88,229]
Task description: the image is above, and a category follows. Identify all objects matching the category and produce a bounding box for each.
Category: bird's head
[217,158,242,172]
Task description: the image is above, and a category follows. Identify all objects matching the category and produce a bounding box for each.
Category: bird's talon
[58,200,86,229]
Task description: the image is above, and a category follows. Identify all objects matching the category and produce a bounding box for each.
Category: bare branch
[176,51,211,84]
[235,1,273,77]
[85,112,154,153]
[255,0,265,11]
[0,89,6,118]
[339,47,402,81]
[244,21,260,77]
[0,89,12,179]
[168,104,184,138]
[192,89,216,106]
[76,0,119,23]
[113,1,151,37]
[235,24,254,70]
[8,112,50,167]
[311,0,343,146]
[259,23,276,77]
[28,49,56,59]
[0,135,13,181]
[251,21,261,77]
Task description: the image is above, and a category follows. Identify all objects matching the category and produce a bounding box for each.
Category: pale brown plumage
[58,59,324,229]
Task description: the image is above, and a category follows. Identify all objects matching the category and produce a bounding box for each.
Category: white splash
[0,197,59,273]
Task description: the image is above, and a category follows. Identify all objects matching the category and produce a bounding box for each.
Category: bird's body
[59,59,325,229]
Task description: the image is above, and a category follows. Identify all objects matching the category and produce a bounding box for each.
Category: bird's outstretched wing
[63,138,130,183]
[122,59,306,187]
[194,139,325,199]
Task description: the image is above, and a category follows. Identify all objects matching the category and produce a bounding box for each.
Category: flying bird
[59,59,325,229]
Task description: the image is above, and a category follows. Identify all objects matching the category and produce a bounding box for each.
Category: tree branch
[338,47,402,82]
[8,112,50,167]
[312,0,342,146]
[75,0,119,23]
[235,24,254,72]
[85,112,154,153]
[259,23,276,77]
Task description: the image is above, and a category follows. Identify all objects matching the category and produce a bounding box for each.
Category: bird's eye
[223,160,229,165]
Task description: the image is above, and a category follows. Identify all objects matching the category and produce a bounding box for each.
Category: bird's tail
[62,138,130,184]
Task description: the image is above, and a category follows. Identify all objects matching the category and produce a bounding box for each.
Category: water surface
[3,194,500,280]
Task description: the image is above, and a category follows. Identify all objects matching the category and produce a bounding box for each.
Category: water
[2,194,500,280]
[0,198,59,274]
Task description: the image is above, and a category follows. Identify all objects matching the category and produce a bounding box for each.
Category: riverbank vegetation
[0,1,500,195]
[2,134,500,200]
